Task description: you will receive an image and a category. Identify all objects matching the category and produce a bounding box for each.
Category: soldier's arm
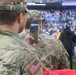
[15,48,42,75]
[20,50,43,75]
[14,48,43,75]
[0,48,43,75]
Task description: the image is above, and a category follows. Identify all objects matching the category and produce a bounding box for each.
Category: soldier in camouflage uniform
[19,10,43,40]
[0,0,43,75]
[20,10,70,70]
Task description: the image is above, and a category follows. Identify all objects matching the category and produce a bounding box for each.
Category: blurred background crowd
[39,10,76,36]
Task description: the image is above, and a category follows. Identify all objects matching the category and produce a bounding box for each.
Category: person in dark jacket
[59,25,76,69]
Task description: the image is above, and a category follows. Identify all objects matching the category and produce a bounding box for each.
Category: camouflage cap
[27,10,43,21]
[0,0,28,11]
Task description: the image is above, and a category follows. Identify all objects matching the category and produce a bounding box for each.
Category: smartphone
[30,21,39,43]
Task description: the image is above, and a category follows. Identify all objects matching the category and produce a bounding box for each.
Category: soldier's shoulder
[40,33,62,44]
[40,33,65,53]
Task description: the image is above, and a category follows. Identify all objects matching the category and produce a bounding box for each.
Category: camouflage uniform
[35,34,70,70]
[0,30,42,75]
[20,10,70,70]
[0,0,43,75]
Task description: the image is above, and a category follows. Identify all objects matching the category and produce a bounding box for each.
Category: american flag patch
[28,59,41,75]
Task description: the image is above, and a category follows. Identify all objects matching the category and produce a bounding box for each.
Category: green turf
[72,57,76,69]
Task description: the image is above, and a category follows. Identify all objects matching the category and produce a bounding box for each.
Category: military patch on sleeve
[28,59,41,75]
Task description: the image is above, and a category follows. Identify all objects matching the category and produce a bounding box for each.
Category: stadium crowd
[40,9,76,36]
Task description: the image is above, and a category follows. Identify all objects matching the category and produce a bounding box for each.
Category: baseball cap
[27,10,43,21]
[0,0,29,13]
[25,10,43,29]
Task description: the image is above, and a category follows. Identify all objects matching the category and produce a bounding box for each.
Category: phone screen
[30,21,39,43]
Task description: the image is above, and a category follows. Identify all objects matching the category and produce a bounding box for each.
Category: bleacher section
[27,0,62,3]
[27,0,76,3]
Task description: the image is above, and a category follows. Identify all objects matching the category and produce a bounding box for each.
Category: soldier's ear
[39,21,42,29]
[17,13,24,24]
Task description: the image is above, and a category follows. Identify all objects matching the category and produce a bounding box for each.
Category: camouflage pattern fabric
[27,10,43,21]
[0,0,27,5]
[20,31,70,70]
[0,0,26,10]
[34,34,70,70]
[0,30,42,75]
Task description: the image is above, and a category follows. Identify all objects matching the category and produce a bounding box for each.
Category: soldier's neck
[0,24,19,34]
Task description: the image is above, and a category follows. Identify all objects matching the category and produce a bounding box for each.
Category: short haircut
[26,18,32,29]
[0,10,27,25]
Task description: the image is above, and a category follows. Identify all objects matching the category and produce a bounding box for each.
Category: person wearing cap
[19,10,43,40]
[20,10,70,70]
[0,0,43,75]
